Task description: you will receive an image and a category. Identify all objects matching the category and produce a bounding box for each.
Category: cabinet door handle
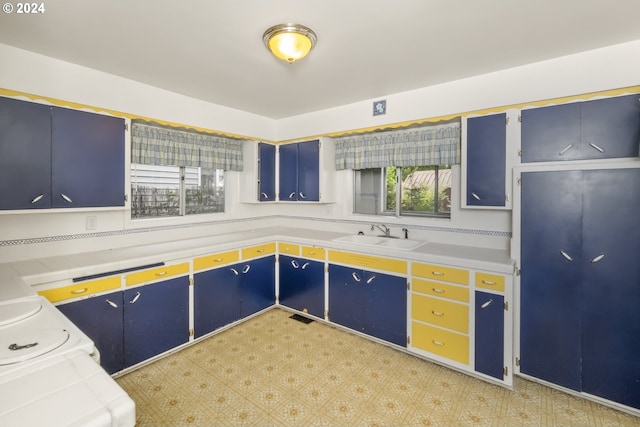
[560,250,574,262]
[129,292,141,304]
[559,144,573,155]
[432,287,445,293]
[351,272,361,282]
[242,265,251,274]
[590,253,605,263]
[481,280,496,286]
[431,310,444,317]
[261,192,269,199]
[366,275,376,284]
[480,299,493,309]
[71,288,88,295]
[106,299,118,309]
[291,260,300,269]
[589,142,605,153]
[432,340,445,346]
[301,262,309,270]
[30,194,44,204]
[230,268,239,276]
[471,192,481,201]
[299,192,306,199]
[289,192,296,199]
[60,193,73,203]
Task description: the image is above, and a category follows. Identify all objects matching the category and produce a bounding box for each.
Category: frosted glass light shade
[263,23,317,63]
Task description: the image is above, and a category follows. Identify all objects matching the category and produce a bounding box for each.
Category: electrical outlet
[86,215,97,230]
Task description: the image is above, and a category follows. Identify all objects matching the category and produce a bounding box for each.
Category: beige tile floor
[116,308,640,427]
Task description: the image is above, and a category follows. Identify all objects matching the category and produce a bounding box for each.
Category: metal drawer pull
[30,194,44,204]
[231,268,239,275]
[289,192,296,199]
[481,280,496,285]
[71,288,88,294]
[432,271,445,276]
[261,192,268,199]
[432,288,445,293]
[129,292,141,304]
[431,310,444,317]
[352,272,361,282]
[256,249,265,253]
[301,262,309,270]
[559,144,573,155]
[242,265,251,274]
[589,142,604,153]
[432,340,445,346]
[106,299,118,308]
[291,260,299,269]
[300,192,306,199]
[366,275,376,284]
[308,251,316,255]
[155,271,168,277]
[590,254,605,263]
[560,250,574,261]
[60,193,73,203]
[214,258,224,262]
[481,299,493,309]
[471,192,481,200]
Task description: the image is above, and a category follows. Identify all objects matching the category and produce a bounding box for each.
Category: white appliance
[0,278,135,427]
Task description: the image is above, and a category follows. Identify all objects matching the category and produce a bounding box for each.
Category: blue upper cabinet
[464,112,508,208]
[258,143,276,202]
[279,140,320,202]
[0,96,125,210]
[521,94,640,163]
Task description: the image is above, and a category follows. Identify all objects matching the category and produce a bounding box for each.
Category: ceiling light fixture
[263,23,317,64]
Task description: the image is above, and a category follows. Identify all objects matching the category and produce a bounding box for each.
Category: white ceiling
[1,0,640,119]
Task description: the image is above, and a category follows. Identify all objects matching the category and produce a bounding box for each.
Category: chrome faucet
[371,223,391,237]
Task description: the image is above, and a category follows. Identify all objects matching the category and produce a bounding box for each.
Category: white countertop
[2,226,515,292]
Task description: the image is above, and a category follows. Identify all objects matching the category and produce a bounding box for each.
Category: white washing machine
[0,278,135,426]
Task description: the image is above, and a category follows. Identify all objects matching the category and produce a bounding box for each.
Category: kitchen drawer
[125,262,190,286]
[412,262,469,285]
[301,245,326,261]
[242,242,276,260]
[412,321,469,365]
[39,276,121,303]
[412,278,469,303]
[278,242,300,256]
[412,294,469,334]
[475,272,505,292]
[193,250,240,271]
[328,250,407,275]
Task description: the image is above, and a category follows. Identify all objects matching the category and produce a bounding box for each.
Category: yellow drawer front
[475,272,505,292]
[412,278,469,303]
[242,242,276,260]
[412,262,469,285]
[412,321,469,365]
[412,294,469,334]
[126,262,190,286]
[301,246,326,261]
[278,242,300,256]
[193,250,240,271]
[39,276,121,303]
[328,250,407,275]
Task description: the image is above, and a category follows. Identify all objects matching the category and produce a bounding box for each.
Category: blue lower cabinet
[194,265,243,338]
[240,255,276,317]
[329,264,407,346]
[58,291,125,374]
[474,291,504,380]
[279,255,325,318]
[123,276,190,368]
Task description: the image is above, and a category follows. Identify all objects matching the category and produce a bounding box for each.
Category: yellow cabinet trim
[475,272,505,292]
[242,242,276,260]
[125,262,190,286]
[193,250,240,271]
[328,250,407,275]
[412,321,469,365]
[278,242,301,256]
[412,278,469,303]
[412,294,469,334]
[38,276,121,303]
[412,262,469,285]
[301,246,326,261]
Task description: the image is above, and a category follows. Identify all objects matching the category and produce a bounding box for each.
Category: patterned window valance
[131,122,244,171]
[334,121,460,170]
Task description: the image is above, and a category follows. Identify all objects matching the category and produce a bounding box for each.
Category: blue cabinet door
[466,113,506,206]
[366,271,406,346]
[521,103,581,162]
[51,107,125,208]
[279,255,325,318]
[279,143,298,201]
[520,170,583,391]
[123,276,189,368]
[297,140,320,201]
[194,264,243,338]
[258,143,276,201]
[475,291,504,380]
[0,96,52,210]
[581,168,640,410]
[58,291,124,374]
[328,264,365,333]
[240,255,275,317]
